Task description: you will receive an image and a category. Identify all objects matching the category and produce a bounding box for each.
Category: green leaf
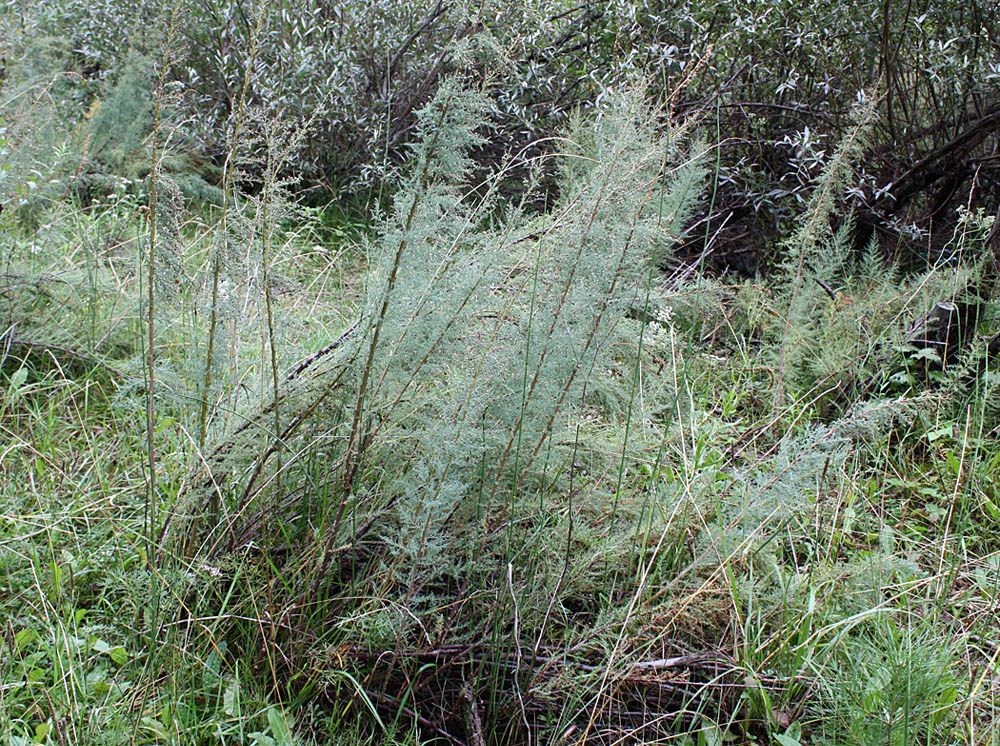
[33,721,50,744]
[912,347,941,363]
[774,734,802,746]
[981,496,1000,521]
[266,707,293,746]
[925,425,952,443]
[697,719,723,746]
[15,628,38,649]
[50,561,62,593]
[140,716,169,740]
[108,646,129,665]
[8,366,27,391]
[223,679,240,717]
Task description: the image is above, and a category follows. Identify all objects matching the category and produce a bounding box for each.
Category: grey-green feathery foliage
[0,33,86,225]
[692,396,920,579]
[359,82,705,592]
[193,78,708,614]
[86,51,153,182]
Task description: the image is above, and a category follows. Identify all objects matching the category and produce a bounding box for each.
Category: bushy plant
[5,5,1000,742]
[177,76,710,738]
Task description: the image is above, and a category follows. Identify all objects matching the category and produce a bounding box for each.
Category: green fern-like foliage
[770,93,879,408]
[725,92,993,420]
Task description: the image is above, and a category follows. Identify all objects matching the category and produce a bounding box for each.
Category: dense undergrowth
[3,4,1000,746]
[15,0,1000,270]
